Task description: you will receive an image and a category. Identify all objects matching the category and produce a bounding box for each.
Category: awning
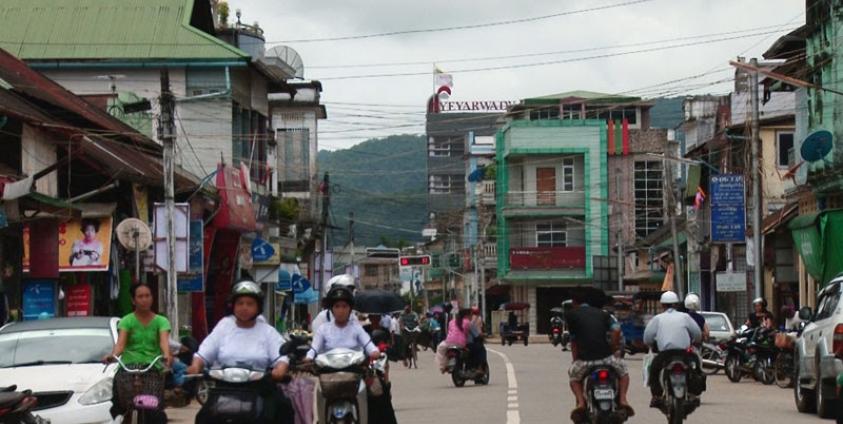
[789,210,843,286]
[763,202,799,235]
[655,231,687,251]
[18,192,81,220]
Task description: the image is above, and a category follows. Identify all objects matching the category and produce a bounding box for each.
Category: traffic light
[399,255,431,267]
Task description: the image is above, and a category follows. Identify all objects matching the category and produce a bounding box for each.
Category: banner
[710,175,746,242]
[22,280,56,320]
[58,217,113,272]
[65,283,92,317]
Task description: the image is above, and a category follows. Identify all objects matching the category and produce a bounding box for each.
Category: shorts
[568,356,628,381]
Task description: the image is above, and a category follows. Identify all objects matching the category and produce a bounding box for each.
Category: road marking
[490,348,521,424]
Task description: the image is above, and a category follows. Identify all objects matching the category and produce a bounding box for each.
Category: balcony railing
[482,244,497,268]
[478,181,496,205]
[505,191,585,208]
[509,246,586,270]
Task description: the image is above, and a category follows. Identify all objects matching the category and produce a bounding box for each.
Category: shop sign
[22,280,56,320]
[177,220,204,293]
[153,203,189,273]
[65,283,92,317]
[716,271,747,292]
[710,175,746,242]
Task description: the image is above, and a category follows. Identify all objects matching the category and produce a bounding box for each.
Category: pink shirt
[444,318,471,347]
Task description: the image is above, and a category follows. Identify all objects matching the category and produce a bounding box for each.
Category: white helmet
[660,291,680,305]
[327,274,355,289]
[684,293,701,311]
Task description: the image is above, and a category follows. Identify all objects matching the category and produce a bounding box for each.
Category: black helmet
[325,285,354,308]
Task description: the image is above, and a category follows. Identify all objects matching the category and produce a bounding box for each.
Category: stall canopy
[789,209,843,286]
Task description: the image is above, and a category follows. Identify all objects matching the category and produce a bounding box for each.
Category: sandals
[570,406,587,423]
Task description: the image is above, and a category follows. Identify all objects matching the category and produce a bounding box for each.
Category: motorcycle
[0,385,48,424]
[576,367,629,424]
[445,345,490,387]
[193,364,284,423]
[748,328,776,385]
[724,326,754,383]
[315,348,369,424]
[656,351,700,424]
[549,316,568,349]
[699,342,726,375]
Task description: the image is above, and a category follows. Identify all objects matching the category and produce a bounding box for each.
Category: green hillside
[317,134,427,247]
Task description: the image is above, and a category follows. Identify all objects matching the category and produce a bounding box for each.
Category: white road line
[489,348,521,424]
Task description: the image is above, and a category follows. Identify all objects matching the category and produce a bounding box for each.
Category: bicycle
[107,355,165,424]
[402,326,421,369]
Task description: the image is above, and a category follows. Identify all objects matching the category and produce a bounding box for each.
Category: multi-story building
[497,91,669,334]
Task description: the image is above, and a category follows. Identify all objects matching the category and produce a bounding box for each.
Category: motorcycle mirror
[798,306,812,322]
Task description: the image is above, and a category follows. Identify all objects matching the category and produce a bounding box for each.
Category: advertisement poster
[65,283,92,316]
[22,280,56,320]
[177,220,204,293]
[59,217,113,272]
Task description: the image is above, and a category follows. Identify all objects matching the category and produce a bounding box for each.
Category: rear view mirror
[798,306,813,322]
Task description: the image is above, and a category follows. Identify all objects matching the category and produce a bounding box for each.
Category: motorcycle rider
[643,291,702,408]
[187,280,294,423]
[746,297,774,330]
[310,274,359,332]
[467,307,488,372]
[566,291,634,422]
[683,293,710,342]
[436,308,471,373]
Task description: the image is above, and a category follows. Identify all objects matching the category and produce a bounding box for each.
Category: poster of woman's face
[59,217,112,271]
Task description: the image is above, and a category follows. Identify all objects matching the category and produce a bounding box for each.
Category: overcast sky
[227,0,804,150]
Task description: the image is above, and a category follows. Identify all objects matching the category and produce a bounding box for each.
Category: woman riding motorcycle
[187,280,294,423]
[435,308,471,373]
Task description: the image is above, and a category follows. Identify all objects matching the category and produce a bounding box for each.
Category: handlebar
[105,355,164,374]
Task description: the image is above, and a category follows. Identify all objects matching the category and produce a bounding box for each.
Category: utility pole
[617,229,624,292]
[159,69,178,335]
[318,172,330,302]
[750,57,763,301]
[665,140,685,299]
[348,212,355,275]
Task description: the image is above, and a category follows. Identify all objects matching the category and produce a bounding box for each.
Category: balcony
[504,191,586,215]
[475,180,496,206]
[482,244,497,268]
[509,246,586,270]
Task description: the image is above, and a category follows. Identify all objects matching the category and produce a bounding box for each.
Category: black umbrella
[354,289,406,314]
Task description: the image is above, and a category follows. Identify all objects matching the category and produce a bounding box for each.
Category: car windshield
[703,315,730,332]
[0,328,113,368]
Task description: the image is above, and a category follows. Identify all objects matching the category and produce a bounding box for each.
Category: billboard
[710,174,746,242]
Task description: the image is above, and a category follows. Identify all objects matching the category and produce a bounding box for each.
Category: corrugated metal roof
[0,0,248,61]
[524,90,642,106]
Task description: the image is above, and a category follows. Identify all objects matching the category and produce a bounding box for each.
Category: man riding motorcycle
[566,291,634,422]
[643,291,702,408]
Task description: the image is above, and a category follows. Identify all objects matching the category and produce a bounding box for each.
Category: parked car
[794,276,843,419]
[700,311,736,344]
[0,317,119,424]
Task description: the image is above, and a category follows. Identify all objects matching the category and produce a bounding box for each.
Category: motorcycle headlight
[78,378,113,405]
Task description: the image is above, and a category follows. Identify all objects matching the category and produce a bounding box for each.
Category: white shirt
[784,315,802,331]
[389,316,400,335]
[311,308,359,333]
[643,308,702,351]
[307,320,379,360]
[197,315,287,369]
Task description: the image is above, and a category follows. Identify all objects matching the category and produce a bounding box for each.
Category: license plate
[593,389,614,400]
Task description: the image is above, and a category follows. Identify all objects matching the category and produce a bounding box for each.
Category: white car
[794,276,843,419]
[0,317,119,424]
[699,311,736,344]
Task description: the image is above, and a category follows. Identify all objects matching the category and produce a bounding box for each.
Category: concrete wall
[21,124,57,196]
[177,97,233,178]
[759,125,796,212]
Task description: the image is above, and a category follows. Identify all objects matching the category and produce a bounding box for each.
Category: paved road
[164,343,831,423]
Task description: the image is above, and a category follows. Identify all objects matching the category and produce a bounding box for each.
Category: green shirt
[118,313,171,366]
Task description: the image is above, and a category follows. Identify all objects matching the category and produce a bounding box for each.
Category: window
[633,161,664,238]
[529,107,560,121]
[536,222,567,247]
[815,284,842,321]
[278,128,310,182]
[562,103,583,120]
[586,106,638,124]
[365,265,379,277]
[429,136,464,157]
[429,175,464,194]
[561,158,575,192]
[776,131,795,168]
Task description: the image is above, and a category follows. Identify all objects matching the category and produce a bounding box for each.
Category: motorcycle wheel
[774,354,793,389]
[195,379,213,405]
[475,365,490,385]
[452,371,466,387]
[700,346,721,376]
[668,396,684,424]
[754,361,775,385]
[725,355,742,383]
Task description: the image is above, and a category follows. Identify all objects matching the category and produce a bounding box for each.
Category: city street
[165,343,828,423]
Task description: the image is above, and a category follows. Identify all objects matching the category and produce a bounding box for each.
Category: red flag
[607,120,615,155]
[622,118,630,155]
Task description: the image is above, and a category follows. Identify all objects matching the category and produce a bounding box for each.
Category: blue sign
[251,238,275,262]
[178,220,204,292]
[277,269,292,292]
[710,174,746,242]
[22,280,56,320]
[292,274,310,295]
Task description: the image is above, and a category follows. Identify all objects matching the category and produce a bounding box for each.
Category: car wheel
[793,352,815,413]
[817,359,834,418]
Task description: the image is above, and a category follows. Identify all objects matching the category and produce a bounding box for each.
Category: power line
[274,0,655,44]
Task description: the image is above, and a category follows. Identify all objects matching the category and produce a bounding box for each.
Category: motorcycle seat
[0,391,26,408]
[0,386,17,392]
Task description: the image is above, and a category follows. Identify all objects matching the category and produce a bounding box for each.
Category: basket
[774,332,794,350]
[113,367,164,411]
[319,372,361,399]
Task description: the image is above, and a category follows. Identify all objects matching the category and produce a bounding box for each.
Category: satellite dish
[800,130,834,162]
[266,45,304,79]
[116,218,152,251]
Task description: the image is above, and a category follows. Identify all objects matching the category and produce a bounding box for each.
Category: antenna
[266,45,305,79]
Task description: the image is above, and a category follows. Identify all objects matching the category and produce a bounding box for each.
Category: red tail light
[833,324,843,358]
[552,328,561,334]
[597,370,610,381]
[671,363,686,374]
[0,407,10,416]
[377,342,388,353]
